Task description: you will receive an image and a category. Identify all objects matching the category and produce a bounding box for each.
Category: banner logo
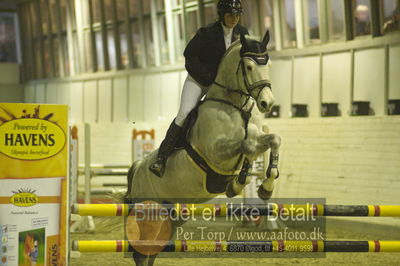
[11,189,39,207]
[0,106,66,160]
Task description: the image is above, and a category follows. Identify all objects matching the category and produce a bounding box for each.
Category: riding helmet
[217,0,243,19]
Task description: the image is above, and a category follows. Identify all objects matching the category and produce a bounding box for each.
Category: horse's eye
[247,66,252,71]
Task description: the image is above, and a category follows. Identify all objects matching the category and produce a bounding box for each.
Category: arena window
[0,12,18,63]
[326,0,346,41]
[382,0,400,33]
[280,0,297,48]
[352,0,372,37]
[303,0,321,44]
[258,0,275,50]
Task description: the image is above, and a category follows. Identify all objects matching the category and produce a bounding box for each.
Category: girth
[184,143,238,194]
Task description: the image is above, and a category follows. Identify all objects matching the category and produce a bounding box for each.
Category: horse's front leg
[256,134,281,200]
[212,138,257,198]
[213,138,256,161]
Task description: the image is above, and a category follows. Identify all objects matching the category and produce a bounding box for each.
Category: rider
[149,0,249,177]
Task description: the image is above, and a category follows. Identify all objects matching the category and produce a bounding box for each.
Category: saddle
[173,101,249,194]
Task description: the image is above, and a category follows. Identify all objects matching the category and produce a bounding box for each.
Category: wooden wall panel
[143,73,161,121]
[24,85,35,103]
[69,82,84,122]
[46,83,58,104]
[98,79,112,123]
[271,59,292,118]
[35,84,46,103]
[113,77,128,122]
[322,52,352,116]
[354,48,385,115]
[389,45,400,99]
[268,116,400,206]
[293,56,320,117]
[128,75,145,122]
[160,71,180,121]
[83,80,97,122]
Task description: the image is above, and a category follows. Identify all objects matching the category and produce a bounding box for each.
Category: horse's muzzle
[258,99,274,114]
[248,80,273,113]
[260,100,268,110]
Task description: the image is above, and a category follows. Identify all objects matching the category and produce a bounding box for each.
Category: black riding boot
[149,120,182,177]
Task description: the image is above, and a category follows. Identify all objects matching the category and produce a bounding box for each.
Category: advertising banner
[132,129,155,162]
[132,140,154,162]
[0,103,68,266]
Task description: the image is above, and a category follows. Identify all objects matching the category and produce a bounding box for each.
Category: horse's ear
[261,30,270,48]
[240,33,247,48]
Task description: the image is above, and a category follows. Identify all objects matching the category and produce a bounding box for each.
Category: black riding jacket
[184,21,249,87]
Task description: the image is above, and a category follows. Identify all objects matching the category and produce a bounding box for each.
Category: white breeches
[175,74,209,127]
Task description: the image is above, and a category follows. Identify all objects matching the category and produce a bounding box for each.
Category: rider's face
[224,13,240,28]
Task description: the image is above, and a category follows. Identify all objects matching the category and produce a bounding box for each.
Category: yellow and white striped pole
[71,240,400,253]
[71,203,400,217]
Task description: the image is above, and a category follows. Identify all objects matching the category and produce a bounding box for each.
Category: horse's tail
[124,160,141,203]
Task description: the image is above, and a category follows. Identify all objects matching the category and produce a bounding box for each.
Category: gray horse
[126,31,281,266]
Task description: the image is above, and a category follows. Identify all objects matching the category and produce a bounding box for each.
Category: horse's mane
[222,35,263,61]
[223,38,242,60]
[225,39,241,55]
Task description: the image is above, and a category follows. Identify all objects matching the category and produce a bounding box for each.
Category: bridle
[213,50,272,110]
[207,50,271,139]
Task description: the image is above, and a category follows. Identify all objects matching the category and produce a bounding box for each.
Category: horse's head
[24,234,34,254]
[238,31,274,113]
[214,31,274,113]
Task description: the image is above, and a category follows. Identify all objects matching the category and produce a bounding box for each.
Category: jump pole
[70,124,95,232]
[72,240,400,253]
[71,203,400,217]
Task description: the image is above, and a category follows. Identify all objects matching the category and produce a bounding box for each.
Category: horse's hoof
[149,162,165,178]
[225,182,238,198]
[257,185,273,200]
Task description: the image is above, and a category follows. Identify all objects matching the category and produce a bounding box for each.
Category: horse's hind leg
[147,254,157,266]
[226,159,252,198]
[132,251,147,266]
[226,177,246,198]
[125,161,140,203]
[257,134,281,200]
